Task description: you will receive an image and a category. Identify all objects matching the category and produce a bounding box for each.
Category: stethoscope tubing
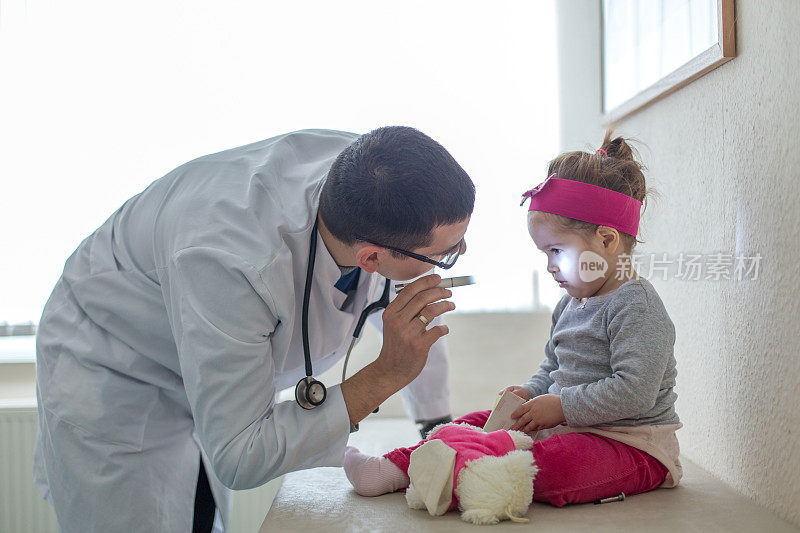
[301,218,320,378]
[302,217,391,382]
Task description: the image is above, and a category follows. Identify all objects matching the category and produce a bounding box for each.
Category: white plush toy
[404,422,538,525]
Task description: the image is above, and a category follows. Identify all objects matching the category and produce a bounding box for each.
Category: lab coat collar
[306,177,357,309]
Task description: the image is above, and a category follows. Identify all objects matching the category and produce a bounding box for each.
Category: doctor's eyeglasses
[356,237,464,270]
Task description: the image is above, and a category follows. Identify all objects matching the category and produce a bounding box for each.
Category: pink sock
[343,446,410,496]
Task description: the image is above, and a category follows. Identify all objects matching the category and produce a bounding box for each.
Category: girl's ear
[596,226,621,254]
[355,245,384,274]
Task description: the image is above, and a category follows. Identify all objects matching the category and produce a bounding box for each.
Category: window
[602,0,735,122]
[0,0,562,322]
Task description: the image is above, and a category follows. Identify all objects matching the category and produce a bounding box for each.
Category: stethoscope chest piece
[295,376,327,410]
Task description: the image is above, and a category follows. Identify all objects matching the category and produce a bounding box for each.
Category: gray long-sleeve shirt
[523,278,680,427]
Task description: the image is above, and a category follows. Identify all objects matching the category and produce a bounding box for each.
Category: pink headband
[521,174,642,236]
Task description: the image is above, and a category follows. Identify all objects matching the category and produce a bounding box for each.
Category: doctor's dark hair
[319,126,475,252]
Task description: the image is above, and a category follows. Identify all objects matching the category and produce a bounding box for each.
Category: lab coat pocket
[47,352,159,452]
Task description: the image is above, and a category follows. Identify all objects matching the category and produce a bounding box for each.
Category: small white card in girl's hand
[483,390,527,432]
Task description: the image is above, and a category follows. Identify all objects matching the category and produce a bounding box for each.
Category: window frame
[601,0,736,123]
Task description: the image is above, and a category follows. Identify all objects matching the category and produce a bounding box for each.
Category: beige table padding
[262,419,799,533]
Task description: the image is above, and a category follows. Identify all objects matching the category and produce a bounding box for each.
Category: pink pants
[385,410,668,507]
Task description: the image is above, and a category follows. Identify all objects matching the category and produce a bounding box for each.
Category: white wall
[556,0,800,526]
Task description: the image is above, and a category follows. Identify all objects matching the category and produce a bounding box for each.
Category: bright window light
[0,0,561,323]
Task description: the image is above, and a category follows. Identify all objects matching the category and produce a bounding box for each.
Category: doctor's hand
[341,274,454,426]
[375,273,454,388]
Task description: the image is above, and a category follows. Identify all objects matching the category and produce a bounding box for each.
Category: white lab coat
[33,129,451,532]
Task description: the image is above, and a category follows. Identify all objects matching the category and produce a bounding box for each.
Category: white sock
[343,446,410,496]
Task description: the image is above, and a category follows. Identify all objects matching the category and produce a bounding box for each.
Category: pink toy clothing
[385,410,668,507]
[420,424,520,511]
[385,411,502,476]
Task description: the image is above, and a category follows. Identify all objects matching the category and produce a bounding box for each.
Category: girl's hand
[497,385,533,401]
[509,394,566,433]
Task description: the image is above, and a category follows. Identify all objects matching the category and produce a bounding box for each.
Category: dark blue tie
[334,267,362,294]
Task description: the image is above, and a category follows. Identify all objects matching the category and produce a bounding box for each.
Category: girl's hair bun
[600,131,635,162]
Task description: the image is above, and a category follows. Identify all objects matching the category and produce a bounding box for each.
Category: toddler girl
[343,132,681,514]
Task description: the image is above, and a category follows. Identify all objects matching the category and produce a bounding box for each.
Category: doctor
[33,126,475,532]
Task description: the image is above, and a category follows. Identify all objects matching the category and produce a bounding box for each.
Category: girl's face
[527,211,618,300]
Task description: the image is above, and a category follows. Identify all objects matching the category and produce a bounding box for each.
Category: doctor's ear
[355,245,384,274]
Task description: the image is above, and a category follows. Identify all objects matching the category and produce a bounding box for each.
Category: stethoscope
[295,218,392,410]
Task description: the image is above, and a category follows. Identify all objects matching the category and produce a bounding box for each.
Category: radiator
[0,404,280,532]
[0,405,58,533]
